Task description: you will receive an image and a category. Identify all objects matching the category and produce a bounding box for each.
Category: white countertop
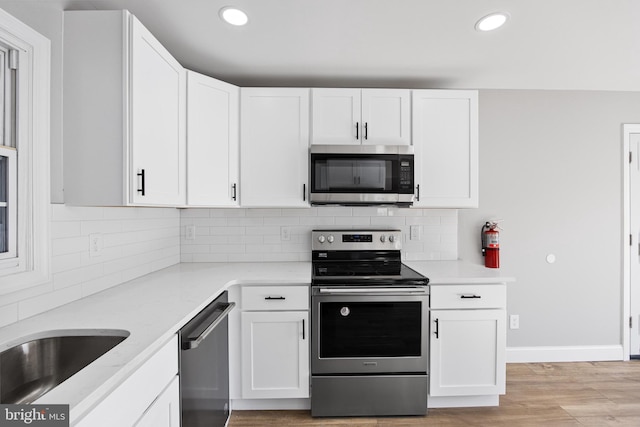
[406,261,516,284]
[0,260,513,423]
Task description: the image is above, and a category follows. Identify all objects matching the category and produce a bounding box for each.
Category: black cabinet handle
[232,183,237,201]
[416,184,420,201]
[460,294,482,299]
[355,122,359,140]
[265,296,286,300]
[434,318,439,339]
[303,184,306,201]
[364,122,368,140]
[137,169,145,196]
[302,319,305,340]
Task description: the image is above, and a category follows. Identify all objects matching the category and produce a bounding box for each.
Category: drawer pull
[460,294,482,299]
[265,296,286,300]
[434,318,439,339]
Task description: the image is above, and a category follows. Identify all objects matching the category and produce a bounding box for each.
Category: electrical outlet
[510,314,520,330]
[410,225,421,240]
[281,226,291,241]
[186,225,196,240]
[89,233,103,257]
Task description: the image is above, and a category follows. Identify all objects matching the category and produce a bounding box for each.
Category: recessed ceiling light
[475,12,509,32]
[220,7,248,26]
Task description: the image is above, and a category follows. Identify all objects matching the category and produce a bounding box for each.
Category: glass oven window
[313,157,394,192]
[319,301,422,358]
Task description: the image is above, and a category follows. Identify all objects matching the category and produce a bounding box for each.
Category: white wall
[459,90,640,349]
[181,207,458,262]
[0,1,64,202]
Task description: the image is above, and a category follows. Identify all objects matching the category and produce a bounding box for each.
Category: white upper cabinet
[240,88,310,207]
[412,90,478,208]
[63,10,186,206]
[311,88,411,146]
[186,71,239,206]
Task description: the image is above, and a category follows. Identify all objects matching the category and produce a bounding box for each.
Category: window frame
[0,145,17,261]
[0,8,50,294]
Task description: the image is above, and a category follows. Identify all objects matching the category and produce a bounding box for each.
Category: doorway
[624,124,640,359]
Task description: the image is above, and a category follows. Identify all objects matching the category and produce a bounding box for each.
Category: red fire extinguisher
[481,221,500,268]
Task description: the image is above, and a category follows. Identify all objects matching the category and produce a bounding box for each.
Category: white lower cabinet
[76,335,179,427]
[241,311,309,399]
[134,376,180,427]
[235,284,310,400]
[429,284,506,403]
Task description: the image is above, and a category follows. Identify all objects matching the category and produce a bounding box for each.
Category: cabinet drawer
[241,285,309,310]
[430,284,506,309]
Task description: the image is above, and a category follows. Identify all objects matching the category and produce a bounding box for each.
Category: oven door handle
[317,287,427,295]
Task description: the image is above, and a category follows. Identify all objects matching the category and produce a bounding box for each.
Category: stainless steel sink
[0,329,129,404]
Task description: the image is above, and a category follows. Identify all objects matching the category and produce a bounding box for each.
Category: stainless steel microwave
[310,145,415,206]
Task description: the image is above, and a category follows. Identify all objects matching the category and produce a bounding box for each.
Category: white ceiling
[14,0,640,90]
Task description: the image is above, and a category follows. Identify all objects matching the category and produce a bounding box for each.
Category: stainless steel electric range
[310,229,429,417]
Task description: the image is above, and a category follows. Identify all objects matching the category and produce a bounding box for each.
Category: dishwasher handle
[182,302,236,350]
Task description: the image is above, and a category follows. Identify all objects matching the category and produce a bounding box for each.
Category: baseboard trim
[231,398,310,410]
[506,345,624,363]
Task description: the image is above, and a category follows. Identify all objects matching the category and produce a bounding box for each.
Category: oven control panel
[312,230,401,251]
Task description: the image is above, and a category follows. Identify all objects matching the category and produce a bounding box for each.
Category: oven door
[311,286,428,375]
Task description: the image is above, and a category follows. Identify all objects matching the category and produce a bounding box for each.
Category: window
[0,9,50,293]
[0,146,16,260]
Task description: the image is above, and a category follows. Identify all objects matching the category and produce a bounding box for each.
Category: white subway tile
[189,253,229,262]
[52,253,82,274]
[181,244,212,254]
[245,226,280,235]
[82,272,124,298]
[246,208,282,217]
[180,209,212,218]
[0,303,18,328]
[52,236,88,256]
[228,217,264,226]
[317,207,352,217]
[51,221,82,239]
[263,216,301,226]
[18,285,83,320]
[80,220,123,235]
[52,205,104,221]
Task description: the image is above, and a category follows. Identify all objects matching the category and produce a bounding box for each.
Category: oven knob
[380,235,386,242]
[340,306,350,317]
[327,235,334,243]
[389,235,395,243]
[318,235,326,243]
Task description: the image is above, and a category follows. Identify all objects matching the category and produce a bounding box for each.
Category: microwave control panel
[398,156,414,191]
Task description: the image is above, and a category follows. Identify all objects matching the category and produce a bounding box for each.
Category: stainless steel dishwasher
[180,291,235,427]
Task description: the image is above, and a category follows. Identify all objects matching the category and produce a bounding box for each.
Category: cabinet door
[430,309,506,397]
[134,376,180,427]
[361,89,411,146]
[241,311,309,399]
[129,16,186,205]
[412,90,478,207]
[186,71,239,206]
[240,88,310,207]
[311,88,361,145]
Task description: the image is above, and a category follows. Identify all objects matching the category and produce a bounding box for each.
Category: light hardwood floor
[229,361,640,426]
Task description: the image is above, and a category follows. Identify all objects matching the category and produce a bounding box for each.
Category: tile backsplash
[180,207,458,262]
[0,205,180,328]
